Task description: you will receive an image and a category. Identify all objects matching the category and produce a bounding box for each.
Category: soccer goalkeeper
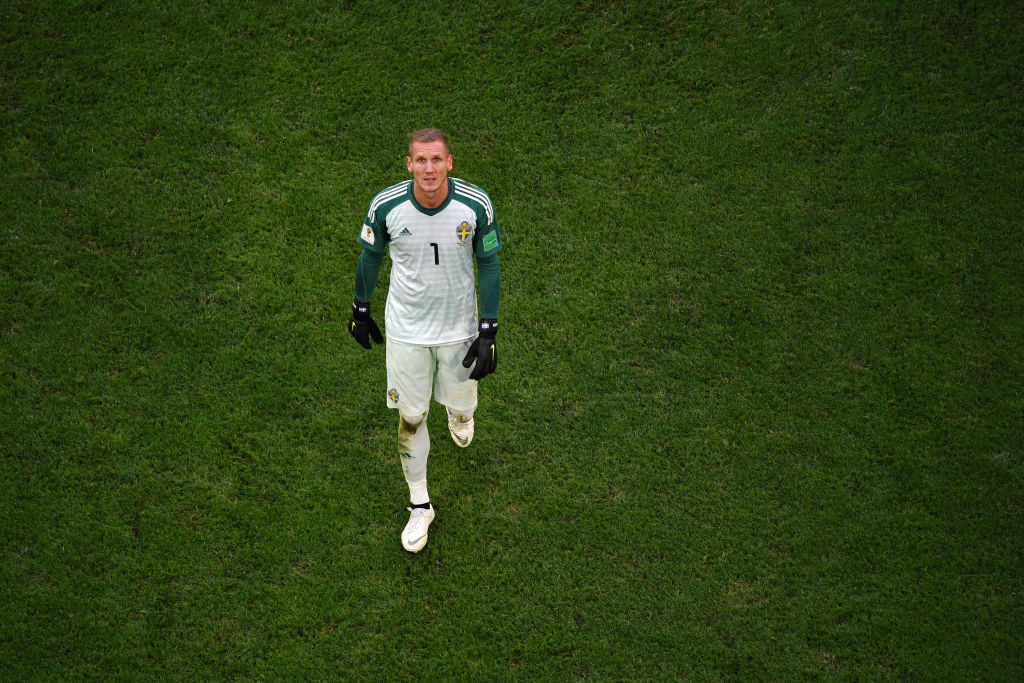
[349,128,502,553]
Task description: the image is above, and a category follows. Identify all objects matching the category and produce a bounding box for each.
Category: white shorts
[385,337,477,417]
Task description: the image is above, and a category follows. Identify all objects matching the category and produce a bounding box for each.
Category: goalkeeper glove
[463,319,497,380]
[349,300,383,349]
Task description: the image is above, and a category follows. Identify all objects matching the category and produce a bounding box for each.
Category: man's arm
[476,252,500,319]
[463,252,500,379]
[350,247,385,349]
[355,247,384,302]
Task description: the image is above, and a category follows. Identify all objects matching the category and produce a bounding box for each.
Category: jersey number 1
[429,242,439,265]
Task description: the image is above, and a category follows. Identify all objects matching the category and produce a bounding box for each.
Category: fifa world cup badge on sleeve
[482,231,498,252]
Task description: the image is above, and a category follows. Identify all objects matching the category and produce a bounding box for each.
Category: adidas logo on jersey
[396,228,413,238]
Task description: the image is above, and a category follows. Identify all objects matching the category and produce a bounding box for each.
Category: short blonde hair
[408,128,450,156]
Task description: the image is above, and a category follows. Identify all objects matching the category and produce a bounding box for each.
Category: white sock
[447,406,474,422]
[407,478,430,506]
[399,412,430,505]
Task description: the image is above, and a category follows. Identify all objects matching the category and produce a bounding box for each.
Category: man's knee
[398,411,427,452]
[398,411,427,437]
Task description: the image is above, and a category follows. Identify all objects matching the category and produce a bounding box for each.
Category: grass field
[2,0,1022,678]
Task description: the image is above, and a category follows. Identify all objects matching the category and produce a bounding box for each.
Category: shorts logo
[388,388,399,404]
[455,221,472,244]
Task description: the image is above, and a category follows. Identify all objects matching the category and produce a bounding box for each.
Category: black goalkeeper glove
[349,300,383,349]
[462,319,498,380]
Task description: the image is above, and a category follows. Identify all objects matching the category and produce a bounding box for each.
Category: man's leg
[386,339,436,552]
[398,410,430,505]
[435,340,478,448]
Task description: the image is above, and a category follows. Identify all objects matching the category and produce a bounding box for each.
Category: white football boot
[447,408,474,448]
[401,505,435,553]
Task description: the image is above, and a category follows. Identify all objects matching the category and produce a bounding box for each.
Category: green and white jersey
[358,177,502,346]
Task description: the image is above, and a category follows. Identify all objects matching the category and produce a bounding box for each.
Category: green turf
[2,0,1022,678]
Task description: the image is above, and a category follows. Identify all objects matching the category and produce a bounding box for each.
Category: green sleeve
[477,253,500,320]
[354,247,384,302]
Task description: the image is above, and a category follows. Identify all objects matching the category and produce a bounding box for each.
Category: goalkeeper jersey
[358,178,502,346]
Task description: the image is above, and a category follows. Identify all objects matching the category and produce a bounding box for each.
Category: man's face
[406,140,452,196]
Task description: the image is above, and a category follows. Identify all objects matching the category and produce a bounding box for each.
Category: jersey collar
[409,178,454,216]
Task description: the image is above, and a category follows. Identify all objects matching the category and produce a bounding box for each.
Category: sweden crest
[455,221,472,244]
